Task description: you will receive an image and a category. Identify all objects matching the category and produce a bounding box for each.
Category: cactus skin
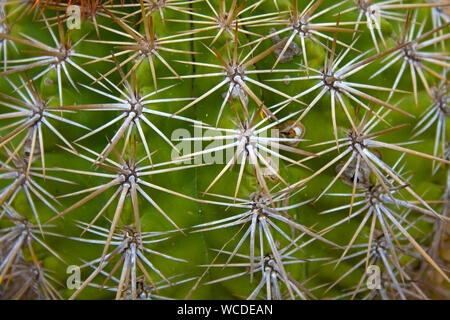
[0,0,449,300]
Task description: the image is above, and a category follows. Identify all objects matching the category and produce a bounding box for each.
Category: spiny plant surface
[0,0,449,300]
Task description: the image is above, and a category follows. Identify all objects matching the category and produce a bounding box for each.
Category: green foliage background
[0,0,448,299]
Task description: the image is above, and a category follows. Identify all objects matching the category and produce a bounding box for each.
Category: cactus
[0,0,449,300]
